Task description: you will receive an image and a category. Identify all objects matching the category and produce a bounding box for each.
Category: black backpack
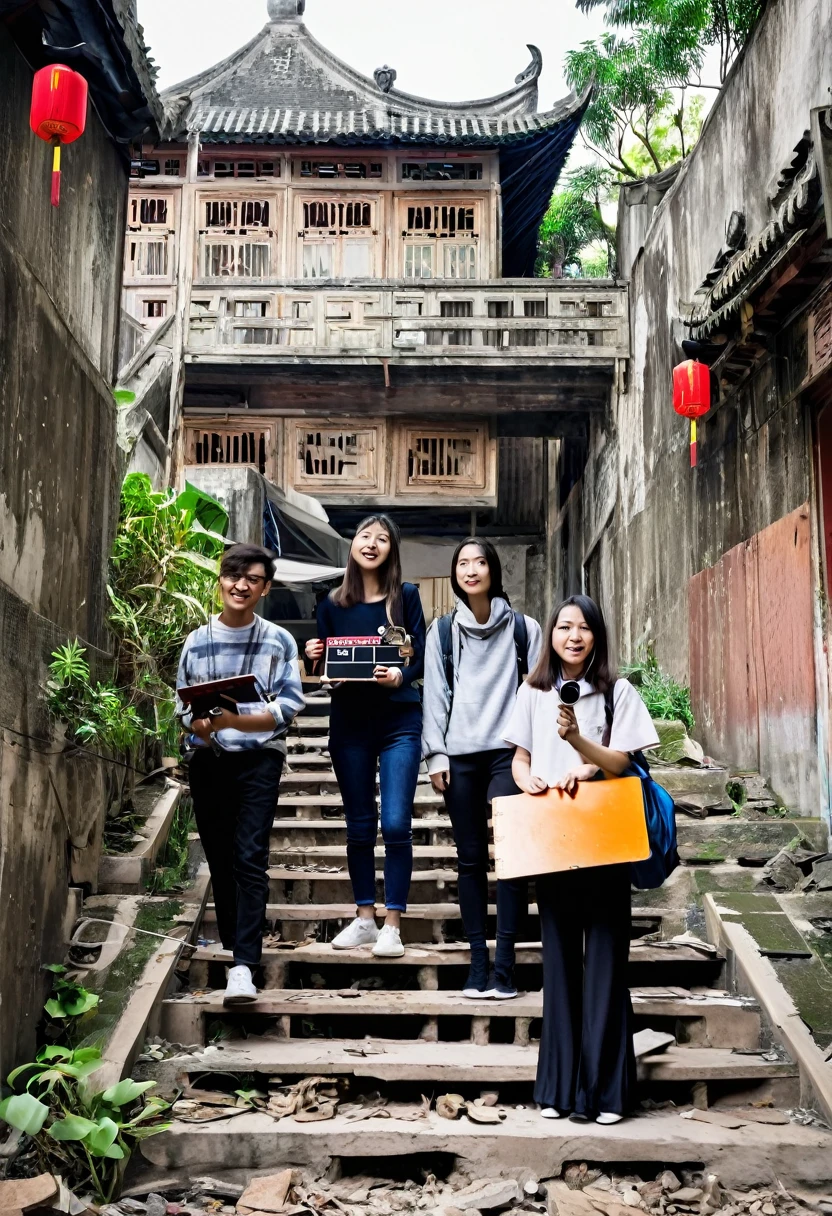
[436,609,529,710]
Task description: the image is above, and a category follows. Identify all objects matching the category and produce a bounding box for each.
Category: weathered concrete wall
[0,27,130,1075]
[565,0,832,812]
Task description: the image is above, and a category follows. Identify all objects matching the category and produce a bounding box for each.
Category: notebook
[491,778,650,880]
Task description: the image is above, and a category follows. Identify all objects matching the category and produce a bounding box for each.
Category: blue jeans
[329,701,421,911]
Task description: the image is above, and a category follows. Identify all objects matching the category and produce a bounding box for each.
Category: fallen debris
[451,1179,521,1211]
[0,1174,58,1213]
[633,1028,676,1058]
[237,1170,293,1215]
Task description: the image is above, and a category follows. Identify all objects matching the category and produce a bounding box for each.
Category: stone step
[135,1105,832,1190]
[263,871,676,916]
[271,843,458,868]
[136,1038,797,1089]
[678,818,828,862]
[205,901,665,945]
[277,792,443,810]
[161,987,761,1051]
[269,818,453,847]
[292,717,330,734]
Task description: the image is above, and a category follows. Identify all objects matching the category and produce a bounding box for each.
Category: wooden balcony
[185,279,629,369]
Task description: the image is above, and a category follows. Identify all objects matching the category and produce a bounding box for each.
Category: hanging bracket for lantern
[30,64,88,207]
[673,360,711,468]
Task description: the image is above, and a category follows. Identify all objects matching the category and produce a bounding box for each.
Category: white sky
[137,0,609,103]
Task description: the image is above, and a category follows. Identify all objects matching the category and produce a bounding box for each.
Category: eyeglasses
[220,573,266,588]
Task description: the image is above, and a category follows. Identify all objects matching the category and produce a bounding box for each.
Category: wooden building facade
[122,0,629,617]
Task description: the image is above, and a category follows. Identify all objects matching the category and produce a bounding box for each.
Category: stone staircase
[132,683,832,1189]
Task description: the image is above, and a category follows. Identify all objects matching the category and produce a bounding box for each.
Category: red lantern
[673,359,711,468]
[30,64,88,207]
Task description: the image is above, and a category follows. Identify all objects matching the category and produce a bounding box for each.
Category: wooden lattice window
[185,423,274,478]
[203,199,271,230]
[129,196,169,227]
[303,200,373,230]
[202,240,270,278]
[288,421,381,493]
[404,205,476,236]
[400,425,490,493]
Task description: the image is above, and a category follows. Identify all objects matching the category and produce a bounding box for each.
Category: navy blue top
[316,583,426,708]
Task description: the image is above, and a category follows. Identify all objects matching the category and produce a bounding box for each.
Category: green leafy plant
[537,164,617,277]
[43,965,99,1024]
[622,649,695,731]
[144,797,196,895]
[0,1047,170,1202]
[107,474,228,751]
[46,644,146,753]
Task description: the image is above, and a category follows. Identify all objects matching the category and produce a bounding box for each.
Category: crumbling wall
[0,26,128,1075]
[565,0,831,811]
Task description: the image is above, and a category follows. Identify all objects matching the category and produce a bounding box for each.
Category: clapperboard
[324,636,408,681]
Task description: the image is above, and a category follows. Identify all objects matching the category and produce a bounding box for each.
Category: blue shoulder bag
[603,687,680,890]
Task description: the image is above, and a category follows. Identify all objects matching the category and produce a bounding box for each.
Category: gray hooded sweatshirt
[421,598,542,776]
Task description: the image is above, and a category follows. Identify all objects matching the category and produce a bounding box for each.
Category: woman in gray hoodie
[422,539,542,999]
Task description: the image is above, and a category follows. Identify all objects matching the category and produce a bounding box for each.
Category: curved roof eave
[161,19,547,138]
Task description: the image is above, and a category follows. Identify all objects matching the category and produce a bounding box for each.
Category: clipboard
[177,674,259,719]
[324,636,408,682]
[491,778,650,880]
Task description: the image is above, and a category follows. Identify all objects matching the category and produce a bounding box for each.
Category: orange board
[492,778,650,881]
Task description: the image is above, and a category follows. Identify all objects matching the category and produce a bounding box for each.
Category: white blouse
[504,677,660,787]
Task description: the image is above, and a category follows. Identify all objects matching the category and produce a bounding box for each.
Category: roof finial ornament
[267,0,305,21]
[374,65,397,94]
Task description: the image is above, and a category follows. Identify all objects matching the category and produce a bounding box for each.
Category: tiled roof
[162,18,584,147]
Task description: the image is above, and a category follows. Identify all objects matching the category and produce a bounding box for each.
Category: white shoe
[372,924,405,958]
[541,1108,563,1119]
[596,1111,623,1125]
[331,916,379,950]
[223,965,257,1005]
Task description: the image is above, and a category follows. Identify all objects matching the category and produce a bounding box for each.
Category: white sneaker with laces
[372,924,405,958]
[331,916,379,950]
[596,1111,623,1124]
[541,1108,563,1119]
[223,964,257,1005]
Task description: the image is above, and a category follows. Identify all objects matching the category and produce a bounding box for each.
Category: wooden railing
[185,280,629,364]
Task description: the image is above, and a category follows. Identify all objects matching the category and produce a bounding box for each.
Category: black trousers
[534,864,636,1118]
[444,749,528,970]
[189,747,284,967]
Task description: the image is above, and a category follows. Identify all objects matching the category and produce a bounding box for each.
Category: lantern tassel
[690,417,697,468]
[51,141,61,207]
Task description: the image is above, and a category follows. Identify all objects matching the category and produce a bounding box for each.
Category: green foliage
[108,473,228,750]
[567,0,761,178]
[621,649,695,731]
[46,644,146,753]
[537,164,616,278]
[145,797,196,895]
[0,1045,169,1202]
[43,965,99,1024]
[576,0,763,85]
[45,476,228,759]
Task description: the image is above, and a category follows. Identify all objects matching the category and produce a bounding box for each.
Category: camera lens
[560,679,581,706]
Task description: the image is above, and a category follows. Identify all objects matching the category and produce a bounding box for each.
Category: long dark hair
[527,594,616,694]
[450,537,510,607]
[331,514,404,624]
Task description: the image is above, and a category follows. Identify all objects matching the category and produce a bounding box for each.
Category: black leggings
[444,749,528,970]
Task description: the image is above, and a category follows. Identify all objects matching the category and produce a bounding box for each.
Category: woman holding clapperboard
[504,595,659,1125]
[305,516,426,959]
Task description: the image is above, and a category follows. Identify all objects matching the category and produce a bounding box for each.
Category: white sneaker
[331,916,379,950]
[541,1108,563,1119]
[372,924,405,958]
[596,1111,623,1125]
[223,965,257,1005]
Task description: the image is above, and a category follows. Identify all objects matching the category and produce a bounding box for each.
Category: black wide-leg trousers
[534,863,636,1118]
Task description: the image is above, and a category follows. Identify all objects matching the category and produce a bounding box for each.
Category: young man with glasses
[176,544,304,1004]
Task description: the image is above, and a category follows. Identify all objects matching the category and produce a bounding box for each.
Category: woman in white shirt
[504,594,659,1126]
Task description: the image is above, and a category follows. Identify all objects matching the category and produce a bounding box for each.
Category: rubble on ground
[101,1164,830,1216]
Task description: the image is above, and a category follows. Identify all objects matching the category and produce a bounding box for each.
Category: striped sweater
[176,615,305,753]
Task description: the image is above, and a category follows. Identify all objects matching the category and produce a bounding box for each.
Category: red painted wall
[689,505,816,811]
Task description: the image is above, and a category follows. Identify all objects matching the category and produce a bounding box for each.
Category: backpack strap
[602,684,616,748]
[436,611,456,708]
[513,612,529,686]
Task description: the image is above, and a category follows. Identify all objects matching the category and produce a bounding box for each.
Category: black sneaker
[484,969,518,1000]
[462,951,490,998]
